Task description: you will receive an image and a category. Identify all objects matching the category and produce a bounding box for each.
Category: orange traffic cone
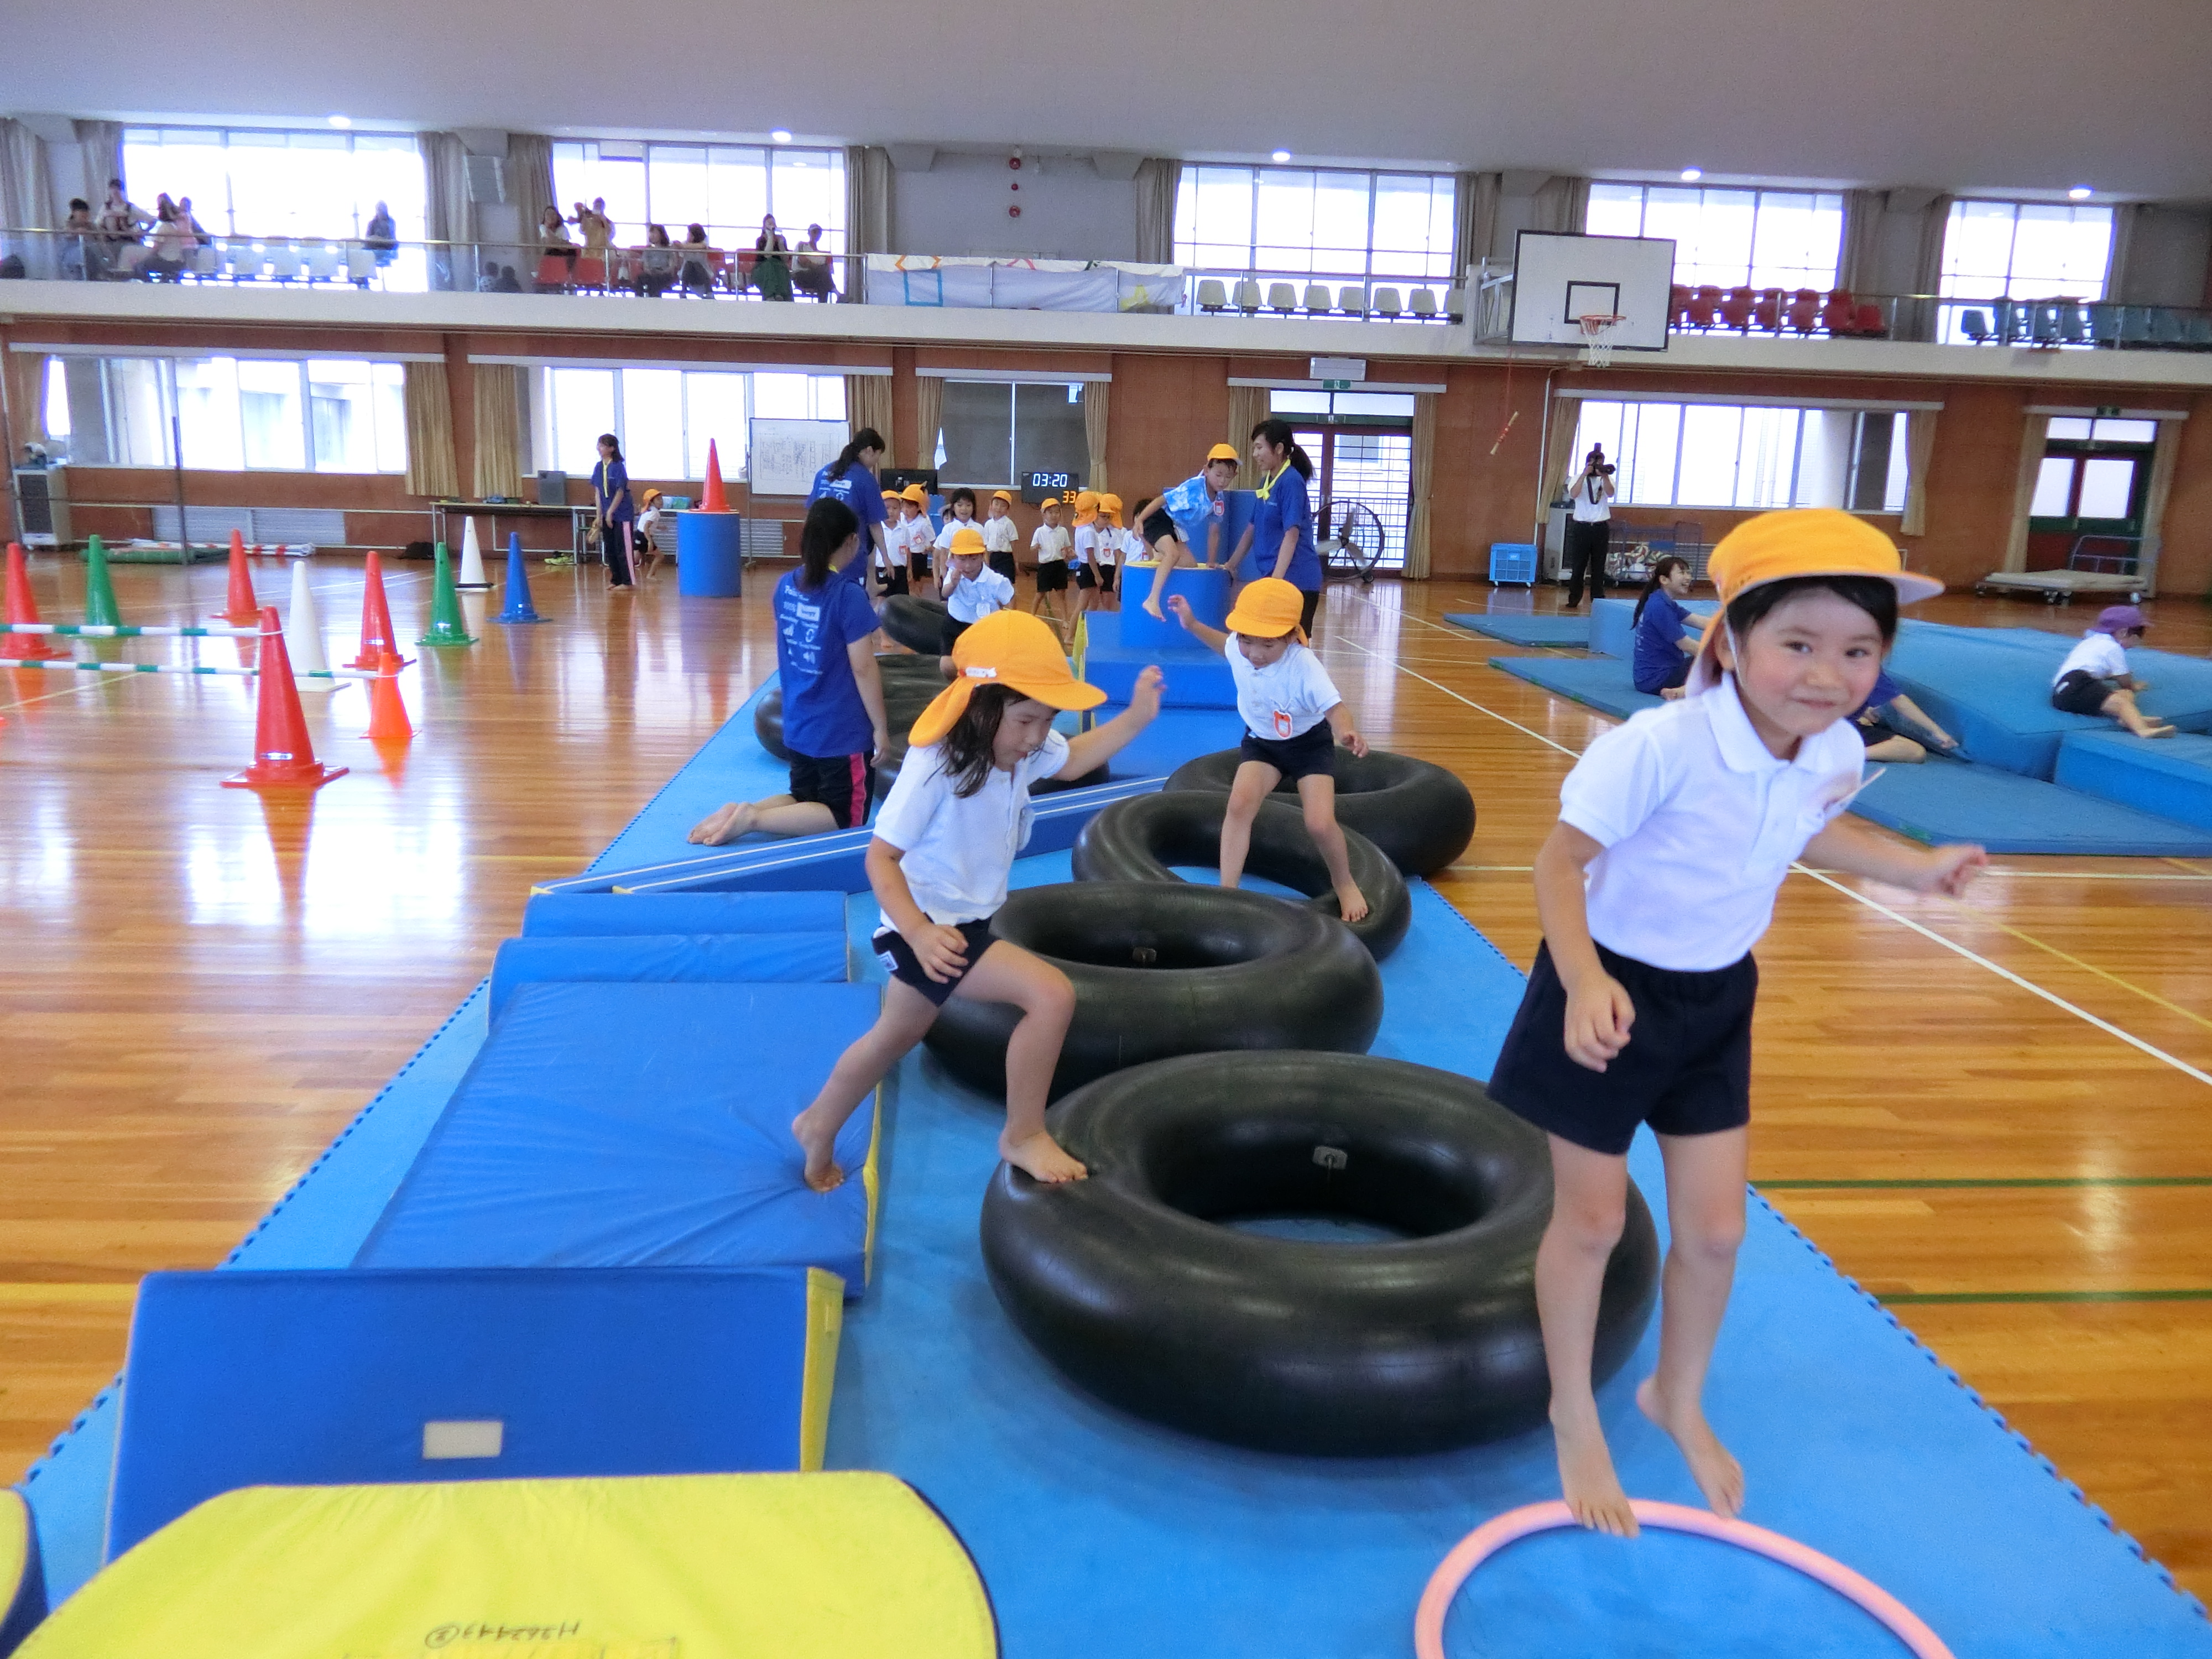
[351,550,399,669]
[4,542,66,659]
[364,647,413,742]
[216,529,259,623]
[224,606,347,791]
[701,440,730,514]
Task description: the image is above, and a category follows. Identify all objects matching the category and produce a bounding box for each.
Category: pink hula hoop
[1415,1500,1955,1659]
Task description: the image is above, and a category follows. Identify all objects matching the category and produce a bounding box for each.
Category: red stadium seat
[1691,285,1725,329]
[1719,286,1755,330]
[1852,301,1885,337]
[1752,288,1784,331]
[1820,289,1856,333]
[1786,289,1821,333]
[1670,284,1693,331]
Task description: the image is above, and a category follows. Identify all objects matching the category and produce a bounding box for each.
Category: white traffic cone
[456,516,491,589]
[285,558,341,691]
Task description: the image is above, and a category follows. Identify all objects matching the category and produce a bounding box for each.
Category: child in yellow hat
[1028,495,1073,632]
[790,611,1164,1190]
[936,525,1016,670]
[1068,490,1104,630]
[1486,509,1986,1540]
[983,488,1020,585]
[1132,443,1241,620]
[1167,577,1370,922]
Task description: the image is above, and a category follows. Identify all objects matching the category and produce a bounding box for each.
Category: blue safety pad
[106,1267,828,1560]
[1487,654,1662,719]
[2055,731,2212,834]
[521,892,849,937]
[1589,596,1637,658]
[487,933,849,1018]
[1853,756,2212,856]
[1081,612,1237,709]
[1087,705,1238,780]
[1445,612,1592,646]
[588,679,817,874]
[357,982,879,1288]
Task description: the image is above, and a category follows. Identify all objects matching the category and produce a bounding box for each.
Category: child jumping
[790,611,1165,1190]
[1487,509,1986,1538]
[1167,577,1369,924]
[938,525,1015,671]
[1134,444,1240,619]
[2050,604,2174,738]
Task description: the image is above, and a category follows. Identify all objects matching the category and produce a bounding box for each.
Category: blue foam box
[2054,730,2212,833]
[488,933,851,1018]
[1081,609,1236,710]
[1087,705,1238,780]
[106,1266,839,1559]
[1589,597,1636,659]
[1113,566,1233,650]
[521,892,849,937]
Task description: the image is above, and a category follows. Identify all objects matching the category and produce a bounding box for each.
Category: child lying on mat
[1488,510,1986,1540]
[791,611,1163,1191]
[1167,578,1369,924]
[2050,606,2174,739]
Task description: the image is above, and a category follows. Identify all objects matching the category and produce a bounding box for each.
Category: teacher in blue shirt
[805,426,890,594]
[1241,418,1323,637]
[1630,556,1699,697]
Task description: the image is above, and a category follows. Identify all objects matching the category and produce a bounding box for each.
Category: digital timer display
[1020,469,1083,505]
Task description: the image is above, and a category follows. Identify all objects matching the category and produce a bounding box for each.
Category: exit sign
[1321,379,1351,390]
[2095,404,2121,416]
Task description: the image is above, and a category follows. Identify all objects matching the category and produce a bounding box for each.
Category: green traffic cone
[82,534,122,627]
[417,541,478,647]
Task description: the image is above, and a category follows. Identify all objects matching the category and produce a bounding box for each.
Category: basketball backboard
[1507,231,1675,351]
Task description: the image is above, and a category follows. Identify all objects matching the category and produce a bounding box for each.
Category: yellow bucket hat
[1099,493,1123,526]
[1206,442,1241,466]
[1072,489,1099,527]
[1687,508,1942,695]
[909,611,1107,746]
[900,483,928,505]
[1224,576,1307,643]
[948,526,988,556]
[991,489,1014,505]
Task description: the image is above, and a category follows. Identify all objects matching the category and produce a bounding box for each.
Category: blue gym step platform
[1084,706,1238,783]
[105,1266,843,1560]
[521,891,850,936]
[2055,731,2212,834]
[1444,612,1592,646]
[487,932,851,1018]
[1854,756,2212,857]
[1078,610,1236,709]
[356,982,883,1291]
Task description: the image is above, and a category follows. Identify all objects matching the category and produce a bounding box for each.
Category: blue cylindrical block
[678,513,744,597]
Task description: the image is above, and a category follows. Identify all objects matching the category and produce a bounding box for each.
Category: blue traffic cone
[495,532,544,624]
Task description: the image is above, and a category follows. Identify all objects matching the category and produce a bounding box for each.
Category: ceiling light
[1679,167,1702,182]
[2068,185,2093,201]
[1271,150,1292,163]
[770,129,793,144]
[328,114,352,128]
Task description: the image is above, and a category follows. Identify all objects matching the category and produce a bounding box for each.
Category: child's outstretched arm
[1804,816,1986,896]
[1323,699,1369,758]
[1534,821,1636,1072]
[1164,593,1228,654]
[1061,666,1165,776]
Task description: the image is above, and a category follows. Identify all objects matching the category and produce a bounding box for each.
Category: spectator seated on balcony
[61,200,108,280]
[791,223,836,300]
[493,263,523,293]
[363,201,398,267]
[680,223,717,295]
[637,223,677,296]
[754,215,793,301]
[139,202,195,282]
[538,207,578,288]
[576,199,614,252]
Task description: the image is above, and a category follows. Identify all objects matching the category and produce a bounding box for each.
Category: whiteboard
[748,419,850,498]
[1508,231,1676,351]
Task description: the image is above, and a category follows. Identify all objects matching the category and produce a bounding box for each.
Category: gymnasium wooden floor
[3,554,2207,1602]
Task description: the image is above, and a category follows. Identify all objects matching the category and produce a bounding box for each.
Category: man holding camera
[1561,445,1617,609]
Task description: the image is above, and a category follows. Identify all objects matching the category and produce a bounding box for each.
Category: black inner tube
[1165,747,1474,875]
[1142,1114,1489,1239]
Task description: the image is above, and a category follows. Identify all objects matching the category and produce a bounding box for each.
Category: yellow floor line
[1953,910,2212,1036]
[0,1282,138,1303]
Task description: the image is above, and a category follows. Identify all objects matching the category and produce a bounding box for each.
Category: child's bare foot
[1001,1129,1087,1183]
[1142,598,1165,620]
[688,801,755,845]
[791,1110,845,1193]
[1638,1376,1744,1519]
[1552,1401,1638,1537]
[1335,881,1369,924]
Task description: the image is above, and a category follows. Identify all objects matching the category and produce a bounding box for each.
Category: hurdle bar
[0,658,378,680]
[1,622,262,640]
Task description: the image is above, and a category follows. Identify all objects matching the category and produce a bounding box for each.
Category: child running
[938,525,1016,671]
[1486,509,1986,1537]
[1029,496,1073,630]
[1134,444,1240,619]
[2049,604,2174,738]
[1166,577,1370,923]
[790,611,1165,1190]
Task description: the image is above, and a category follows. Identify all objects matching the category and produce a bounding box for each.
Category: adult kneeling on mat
[1167,577,1369,923]
[788,610,1163,1190]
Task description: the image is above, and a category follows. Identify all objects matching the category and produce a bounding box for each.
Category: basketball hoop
[1576,312,1625,368]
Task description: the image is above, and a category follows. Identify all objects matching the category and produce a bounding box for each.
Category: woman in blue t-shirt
[1630,556,1699,697]
[805,427,891,593]
[1240,419,1322,637]
[688,498,891,844]
[591,433,636,591]
[1131,442,1241,619]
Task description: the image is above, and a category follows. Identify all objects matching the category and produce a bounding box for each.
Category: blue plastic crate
[1488,542,1538,586]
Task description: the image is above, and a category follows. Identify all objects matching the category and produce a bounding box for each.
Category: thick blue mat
[1445,612,1592,646]
[1088,705,1240,780]
[1854,757,2212,856]
[590,680,802,874]
[521,891,849,936]
[830,863,2210,1658]
[1080,611,1237,709]
[2056,731,2212,834]
[106,1266,831,1559]
[357,982,881,1289]
[1488,653,1661,719]
[487,932,851,1017]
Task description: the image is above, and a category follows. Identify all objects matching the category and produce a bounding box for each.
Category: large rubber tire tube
[980,1051,1660,1454]
[881,594,950,655]
[1071,790,1411,960]
[754,654,943,760]
[923,883,1381,1100]
[1166,748,1474,875]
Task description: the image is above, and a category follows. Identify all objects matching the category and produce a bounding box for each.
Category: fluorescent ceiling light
[1271,150,1292,163]
[770,129,793,144]
[328,114,352,128]
[2068,186,2093,200]
[1679,167,1702,181]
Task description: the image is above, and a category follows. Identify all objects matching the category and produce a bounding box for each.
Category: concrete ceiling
[6,0,2209,200]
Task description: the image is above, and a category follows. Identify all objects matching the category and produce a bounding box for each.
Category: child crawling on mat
[1486,509,1986,1537]
[1167,577,1370,924]
[791,611,1164,1192]
[2049,605,2174,739]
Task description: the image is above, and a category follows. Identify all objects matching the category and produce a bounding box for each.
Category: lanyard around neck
[1255,461,1291,502]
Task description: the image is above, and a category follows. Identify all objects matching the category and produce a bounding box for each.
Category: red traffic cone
[701,440,730,514]
[216,529,259,623]
[364,647,413,742]
[4,542,66,659]
[224,606,347,791]
[351,550,400,669]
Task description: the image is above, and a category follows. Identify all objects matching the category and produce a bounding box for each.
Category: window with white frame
[1571,400,1910,514]
[1936,201,2114,342]
[44,355,406,472]
[536,367,846,479]
[1584,183,1844,294]
[551,142,846,252]
[935,382,1090,488]
[121,128,430,290]
[1174,166,1456,288]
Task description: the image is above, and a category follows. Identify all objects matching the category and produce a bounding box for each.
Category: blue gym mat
[1488,653,1662,719]
[520,891,850,936]
[2056,731,2212,835]
[1079,611,1237,708]
[1445,613,1592,646]
[106,1266,837,1559]
[1853,756,2212,857]
[591,679,801,873]
[487,931,851,1016]
[1086,705,1240,781]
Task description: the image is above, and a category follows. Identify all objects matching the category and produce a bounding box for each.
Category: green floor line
[1758,1176,2212,1191]
[1879,1287,2212,1306]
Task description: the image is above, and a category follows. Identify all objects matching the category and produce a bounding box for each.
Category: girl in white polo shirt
[1488,509,1986,1540]
[790,611,1163,1191]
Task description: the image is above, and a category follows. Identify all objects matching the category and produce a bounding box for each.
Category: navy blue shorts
[1240,720,1337,783]
[872,917,998,1006]
[1487,941,1756,1156]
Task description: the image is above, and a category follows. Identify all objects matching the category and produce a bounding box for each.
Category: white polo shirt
[1560,678,1865,972]
[934,517,980,551]
[2053,632,2128,686]
[944,567,1015,623]
[1228,639,1340,741]
[1031,525,1072,565]
[1073,523,1100,570]
[982,516,1018,555]
[873,729,1071,927]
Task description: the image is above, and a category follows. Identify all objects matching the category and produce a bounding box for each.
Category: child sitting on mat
[790,611,1164,1191]
[1630,556,1699,698]
[1487,509,1985,1539]
[938,526,1016,673]
[1167,577,1370,924]
[2050,606,2173,738]
[1134,444,1240,620]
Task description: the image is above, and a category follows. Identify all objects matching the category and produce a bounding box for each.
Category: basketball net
[1577,313,1624,368]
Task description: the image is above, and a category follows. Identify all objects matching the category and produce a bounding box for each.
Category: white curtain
[404,362,459,499]
[1530,176,1590,235]
[2136,419,2180,593]
[1998,413,2047,573]
[1905,194,1954,341]
[1452,171,1501,279]
[1082,383,1109,495]
[421,132,474,291]
[76,120,124,208]
[507,134,555,271]
[1838,189,1884,296]
[1902,410,1940,540]
[846,145,892,255]
[1,121,55,274]
[2103,204,2145,304]
[846,374,893,455]
[911,375,943,471]
[1133,158,1181,266]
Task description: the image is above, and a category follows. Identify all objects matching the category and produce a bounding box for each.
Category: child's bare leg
[1220,761,1277,889]
[792,982,940,1191]
[954,943,1083,1181]
[1140,540,1185,619]
[690,793,834,844]
[1537,1133,1639,1537]
[2103,687,2176,738]
[1637,1126,1749,1519]
[1297,773,1367,922]
[1862,735,1926,763]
